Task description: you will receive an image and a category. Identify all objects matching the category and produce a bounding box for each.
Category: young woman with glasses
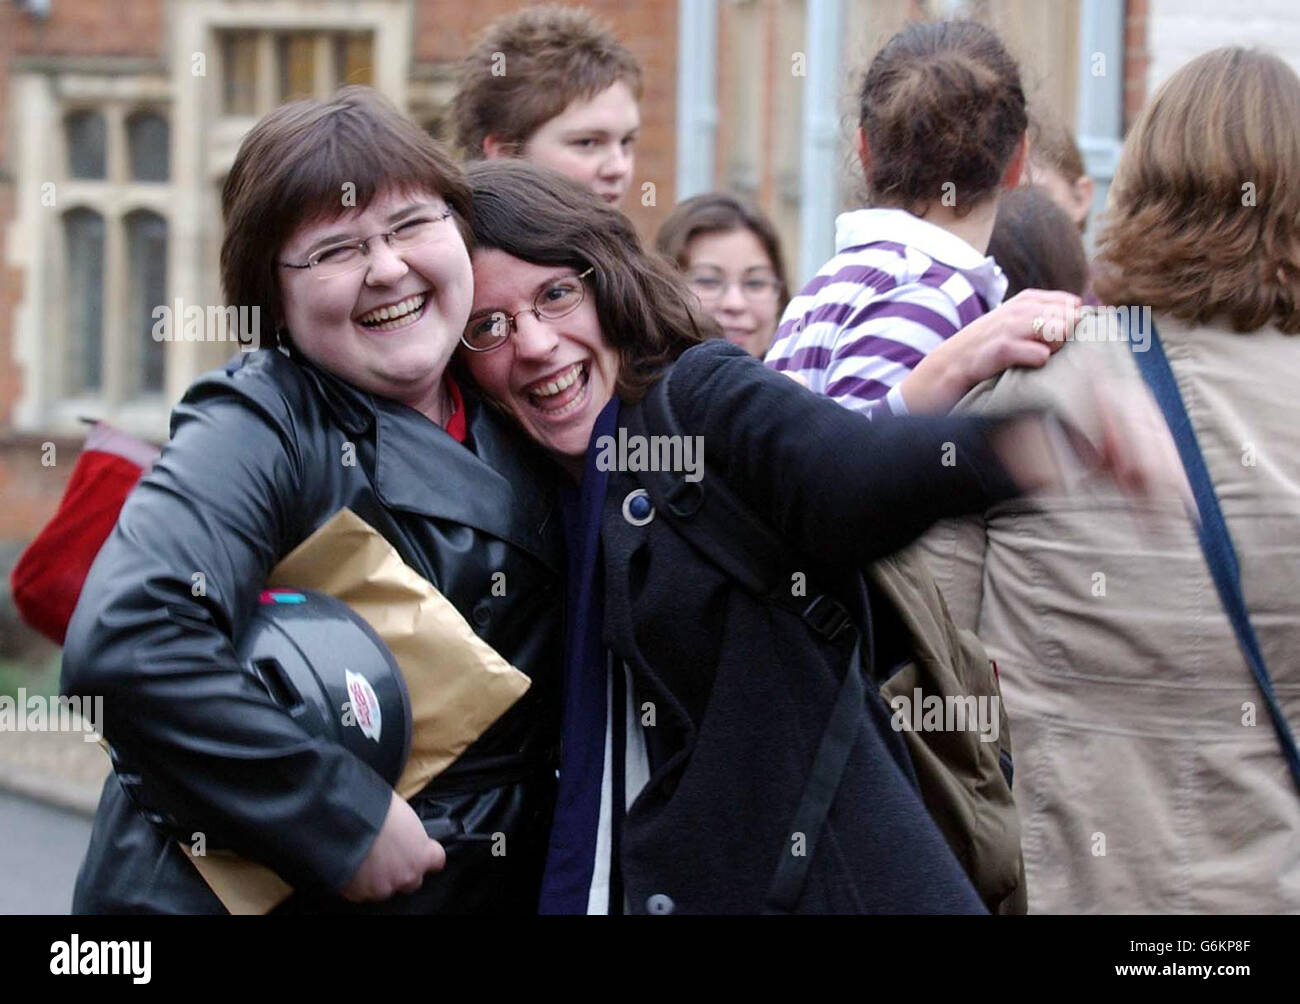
[655,193,789,359]
[455,159,1186,914]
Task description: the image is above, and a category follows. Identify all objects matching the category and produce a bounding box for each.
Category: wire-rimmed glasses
[460,267,596,352]
[278,207,454,279]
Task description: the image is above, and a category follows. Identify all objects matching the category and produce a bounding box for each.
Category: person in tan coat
[917,46,1300,912]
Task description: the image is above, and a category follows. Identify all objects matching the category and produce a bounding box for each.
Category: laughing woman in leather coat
[60,88,563,914]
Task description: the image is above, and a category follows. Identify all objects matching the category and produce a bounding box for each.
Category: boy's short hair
[451,4,643,159]
[1028,114,1086,183]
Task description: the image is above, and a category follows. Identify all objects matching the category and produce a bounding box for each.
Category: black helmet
[238,588,413,786]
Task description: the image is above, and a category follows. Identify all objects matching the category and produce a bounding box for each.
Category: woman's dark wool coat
[602,342,1020,914]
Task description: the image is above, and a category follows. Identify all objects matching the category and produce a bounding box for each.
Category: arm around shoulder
[665,341,1025,570]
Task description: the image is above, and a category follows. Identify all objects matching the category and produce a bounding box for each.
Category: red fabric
[444,373,467,444]
[11,449,149,645]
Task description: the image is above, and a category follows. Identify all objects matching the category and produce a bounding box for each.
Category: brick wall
[0,436,80,541]
[9,0,164,57]
[1123,0,1149,131]
[0,2,20,430]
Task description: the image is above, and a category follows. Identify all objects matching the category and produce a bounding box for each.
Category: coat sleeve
[666,340,1025,570]
[61,373,393,895]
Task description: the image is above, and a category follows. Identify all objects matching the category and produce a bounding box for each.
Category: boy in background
[452,4,642,207]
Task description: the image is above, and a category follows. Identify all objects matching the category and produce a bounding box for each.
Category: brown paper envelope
[179,507,532,913]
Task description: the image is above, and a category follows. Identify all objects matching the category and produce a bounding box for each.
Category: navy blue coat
[604,342,1022,914]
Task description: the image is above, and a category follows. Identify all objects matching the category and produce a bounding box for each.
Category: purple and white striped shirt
[764,208,1008,418]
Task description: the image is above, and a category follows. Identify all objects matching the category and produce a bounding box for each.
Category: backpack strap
[624,368,869,912]
[1127,318,1300,793]
[627,368,857,641]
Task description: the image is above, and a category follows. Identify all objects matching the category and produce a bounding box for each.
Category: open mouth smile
[355,292,429,332]
[521,361,590,418]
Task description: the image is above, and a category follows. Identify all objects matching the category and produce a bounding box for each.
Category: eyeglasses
[278,208,454,279]
[460,267,595,353]
[686,268,782,304]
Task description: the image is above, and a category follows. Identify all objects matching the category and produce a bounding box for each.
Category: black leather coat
[61,348,564,914]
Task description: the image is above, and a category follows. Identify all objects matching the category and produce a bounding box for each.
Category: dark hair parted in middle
[655,192,791,315]
[858,20,1027,218]
[465,159,710,402]
[221,85,473,344]
[986,186,1089,298]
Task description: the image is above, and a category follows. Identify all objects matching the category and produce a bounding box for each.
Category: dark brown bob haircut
[221,86,473,343]
[465,159,709,402]
[451,4,643,159]
[655,192,791,316]
[1093,47,1300,333]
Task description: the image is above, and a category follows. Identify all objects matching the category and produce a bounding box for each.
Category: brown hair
[465,159,709,402]
[1092,47,1300,333]
[857,20,1027,218]
[655,192,791,315]
[451,4,643,159]
[220,86,472,343]
[986,186,1088,298]
[1028,114,1085,183]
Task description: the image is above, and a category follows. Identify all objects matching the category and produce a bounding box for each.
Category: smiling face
[277,188,472,422]
[461,248,620,476]
[683,227,783,358]
[521,81,640,206]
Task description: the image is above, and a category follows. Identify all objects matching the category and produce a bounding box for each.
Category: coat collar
[295,354,563,572]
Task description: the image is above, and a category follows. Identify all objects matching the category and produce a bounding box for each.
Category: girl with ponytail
[767,20,1080,418]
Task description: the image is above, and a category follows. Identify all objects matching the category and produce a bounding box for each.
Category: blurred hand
[990,381,1191,510]
[1084,379,1193,508]
[903,289,1082,415]
[341,791,446,902]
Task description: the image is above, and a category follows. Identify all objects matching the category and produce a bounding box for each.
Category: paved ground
[0,720,107,914]
[0,789,93,914]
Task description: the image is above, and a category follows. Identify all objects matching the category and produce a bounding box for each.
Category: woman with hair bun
[767,20,1080,418]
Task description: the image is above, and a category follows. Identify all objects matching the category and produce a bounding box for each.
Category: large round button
[471,597,492,627]
[646,893,675,915]
[622,489,655,526]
